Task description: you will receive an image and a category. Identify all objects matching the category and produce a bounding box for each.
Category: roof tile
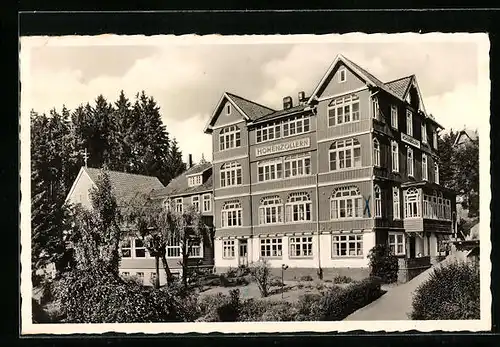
[226,92,275,120]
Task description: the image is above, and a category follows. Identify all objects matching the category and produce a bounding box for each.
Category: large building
[203,54,456,280]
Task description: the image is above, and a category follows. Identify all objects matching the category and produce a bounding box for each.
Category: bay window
[404,188,421,218]
[329,138,361,171]
[330,186,363,220]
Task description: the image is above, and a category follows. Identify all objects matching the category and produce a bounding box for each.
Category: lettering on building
[401,133,421,149]
[255,138,311,157]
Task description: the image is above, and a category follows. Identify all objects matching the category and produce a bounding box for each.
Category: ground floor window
[388,232,405,255]
[188,238,203,257]
[136,272,144,280]
[289,236,313,258]
[166,235,181,258]
[332,234,363,257]
[260,237,283,258]
[222,240,235,259]
[120,238,132,258]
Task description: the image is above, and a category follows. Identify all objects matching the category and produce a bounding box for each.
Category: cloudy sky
[21,34,489,163]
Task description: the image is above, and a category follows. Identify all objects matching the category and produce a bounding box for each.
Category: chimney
[283,96,293,110]
[298,91,306,104]
[188,154,193,168]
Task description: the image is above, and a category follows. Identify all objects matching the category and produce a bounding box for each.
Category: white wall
[320,231,374,268]
[66,170,94,209]
[214,239,240,269]
[119,268,181,286]
[429,233,438,256]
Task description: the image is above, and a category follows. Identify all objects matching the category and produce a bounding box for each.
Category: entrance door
[409,235,416,258]
[238,239,248,266]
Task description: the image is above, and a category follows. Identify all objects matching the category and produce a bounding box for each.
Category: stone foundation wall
[397,256,431,283]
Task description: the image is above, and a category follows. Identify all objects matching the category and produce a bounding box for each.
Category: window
[221,200,242,227]
[219,125,241,151]
[373,138,380,167]
[422,154,428,181]
[338,67,347,82]
[188,175,202,187]
[434,162,439,184]
[220,161,242,187]
[391,141,399,172]
[136,272,144,280]
[260,238,283,258]
[406,110,413,136]
[289,236,313,258]
[391,105,398,129]
[422,123,427,143]
[226,103,231,115]
[150,272,157,283]
[407,147,414,177]
[202,193,211,212]
[258,159,283,182]
[404,188,421,218]
[122,272,130,277]
[284,154,311,178]
[393,187,400,220]
[329,138,361,171]
[374,185,382,218]
[222,240,235,259]
[433,130,438,149]
[120,238,132,258]
[283,115,310,137]
[285,192,312,222]
[328,95,360,126]
[330,186,363,220]
[175,198,183,213]
[134,238,146,258]
[259,196,284,225]
[372,97,380,119]
[166,235,181,257]
[256,122,281,143]
[191,195,200,212]
[423,192,451,220]
[188,238,202,257]
[388,233,405,255]
[332,234,363,257]
[164,198,172,212]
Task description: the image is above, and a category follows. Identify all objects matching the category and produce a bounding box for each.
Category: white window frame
[393,186,401,220]
[422,153,428,181]
[256,122,281,144]
[188,175,202,187]
[134,238,147,258]
[330,186,363,220]
[421,123,427,144]
[391,104,398,129]
[257,158,283,182]
[221,200,242,228]
[391,141,399,172]
[220,161,242,187]
[338,67,347,83]
[373,138,380,167]
[285,192,312,223]
[258,196,284,225]
[406,109,413,136]
[327,94,360,127]
[282,115,310,137]
[120,238,132,258]
[175,197,183,213]
[407,147,414,177]
[150,272,157,283]
[329,138,361,171]
[284,154,311,178]
[435,162,440,184]
[222,240,235,259]
[332,234,363,258]
[188,238,203,258]
[289,236,313,258]
[433,130,438,149]
[164,198,172,212]
[374,185,382,218]
[166,235,181,258]
[136,272,144,281]
[404,188,421,218]
[202,193,212,212]
[191,195,200,212]
[388,232,405,256]
[260,237,283,258]
[372,97,380,120]
[219,125,241,151]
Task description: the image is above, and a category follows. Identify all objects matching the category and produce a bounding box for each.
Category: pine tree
[437,129,457,190]
[112,90,134,172]
[169,138,186,180]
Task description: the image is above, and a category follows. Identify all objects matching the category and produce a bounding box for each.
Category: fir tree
[169,138,186,180]
[437,129,457,190]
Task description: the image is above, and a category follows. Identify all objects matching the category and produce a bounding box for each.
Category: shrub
[238,298,269,321]
[295,293,323,321]
[225,267,237,278]
[315,281,325,291]
[249,260,272,297]
[32,298,52,323]
[300,275,313,281]
[410,261,480,320]
[261,302,299,321]
[368,244,399,283]
[236,265,251,277]
[270,276,283,287]
[197,289,241,322]
[333,275,353,284]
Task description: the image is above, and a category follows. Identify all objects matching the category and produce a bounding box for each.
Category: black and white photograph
[19,33,490,334]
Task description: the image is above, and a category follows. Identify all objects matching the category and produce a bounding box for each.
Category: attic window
[339,68,347,83]
[226,104,231,115]
[188,175,202,187]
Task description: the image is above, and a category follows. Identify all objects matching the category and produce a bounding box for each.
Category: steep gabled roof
[252,104,309,124]
[203,92,275,133]
[83,167,164,204]
[150,161,213,199]
[385,75,414,100]
[453,128,479,146]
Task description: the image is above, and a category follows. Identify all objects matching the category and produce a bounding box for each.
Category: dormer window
[188,174,202,187]
[338,67,347,83]
[226,104,231,115]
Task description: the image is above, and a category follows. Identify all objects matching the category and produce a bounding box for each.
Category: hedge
[410,261,480,320]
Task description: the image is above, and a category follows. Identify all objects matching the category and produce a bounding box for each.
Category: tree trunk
[160,253,174,284]
[154,256,160,289]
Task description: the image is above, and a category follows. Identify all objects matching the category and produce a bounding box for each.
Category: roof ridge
[225,91,276,112]
[384,74,414,84]
[84,167,160,180]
